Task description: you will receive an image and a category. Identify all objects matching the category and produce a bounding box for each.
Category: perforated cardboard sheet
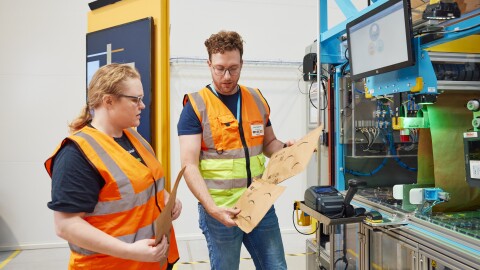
[262,125,323,184]
[233,180,286,233]
[234,125,323,232]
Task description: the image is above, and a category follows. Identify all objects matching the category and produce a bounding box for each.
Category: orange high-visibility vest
[184,85,270,207]
[45,126,179,270]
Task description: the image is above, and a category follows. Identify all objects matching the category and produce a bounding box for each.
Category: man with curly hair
[177,30,290,269]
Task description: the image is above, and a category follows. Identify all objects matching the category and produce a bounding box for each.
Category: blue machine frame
[317,0,480,191]
[313,2,480,268]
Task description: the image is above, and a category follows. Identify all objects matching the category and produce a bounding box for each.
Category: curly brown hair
[204,30,244,60]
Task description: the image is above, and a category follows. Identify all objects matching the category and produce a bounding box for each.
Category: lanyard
[210,84,241,122]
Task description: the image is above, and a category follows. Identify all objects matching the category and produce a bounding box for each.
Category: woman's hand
[126,236,168,262]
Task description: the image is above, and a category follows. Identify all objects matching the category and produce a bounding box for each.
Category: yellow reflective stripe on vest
[200,154,265,180]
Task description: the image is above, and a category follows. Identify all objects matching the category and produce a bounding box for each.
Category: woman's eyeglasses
[118,94,144,105]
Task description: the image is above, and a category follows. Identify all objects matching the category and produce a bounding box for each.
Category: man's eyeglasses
[212,65,241,76]
[118,94,144,105]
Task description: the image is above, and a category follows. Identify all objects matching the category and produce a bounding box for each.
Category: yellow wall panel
[87,0,171,189]
[426,35,480,53]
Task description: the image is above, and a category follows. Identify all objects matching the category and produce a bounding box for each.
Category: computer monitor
[346,0,415,81]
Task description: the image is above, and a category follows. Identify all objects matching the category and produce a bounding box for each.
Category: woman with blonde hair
[45,63,181,270]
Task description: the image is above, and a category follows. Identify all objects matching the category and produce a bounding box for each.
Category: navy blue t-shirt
[47,132,144,213]
[177,85,271,136]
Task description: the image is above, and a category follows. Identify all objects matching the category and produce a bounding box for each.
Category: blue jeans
[198,204,287,270]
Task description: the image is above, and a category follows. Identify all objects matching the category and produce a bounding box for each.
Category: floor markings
[0,250,21,269]
[173,252,315,266]
[0,250,315,269]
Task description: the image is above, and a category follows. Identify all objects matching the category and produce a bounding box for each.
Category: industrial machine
[300,0,480,269]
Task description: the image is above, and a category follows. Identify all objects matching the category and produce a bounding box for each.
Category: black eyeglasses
[118,94,144,105]
[212,65,241,76]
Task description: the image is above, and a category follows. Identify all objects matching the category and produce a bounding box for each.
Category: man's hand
[283,139,296,148]
[208,206,241,227]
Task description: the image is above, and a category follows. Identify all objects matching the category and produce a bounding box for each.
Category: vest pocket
[216,114,239,151]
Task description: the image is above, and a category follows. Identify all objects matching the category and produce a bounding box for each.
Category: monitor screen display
[347,0,414,81]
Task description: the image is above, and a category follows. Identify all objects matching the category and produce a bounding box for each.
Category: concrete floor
[0,233,313,270]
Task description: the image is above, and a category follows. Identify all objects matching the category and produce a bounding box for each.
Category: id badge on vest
[251,123,264,137]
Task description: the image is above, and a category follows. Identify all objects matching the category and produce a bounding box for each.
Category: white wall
[0,1,89,250]
[0,0,351,249]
